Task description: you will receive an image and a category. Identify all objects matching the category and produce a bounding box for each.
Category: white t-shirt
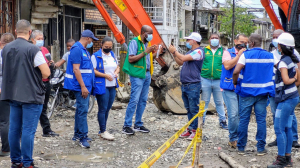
[34,51,46,67]
[62,51,70,62]
[188,49,204,60]
[91,52,118,87]
[278,61,298,70]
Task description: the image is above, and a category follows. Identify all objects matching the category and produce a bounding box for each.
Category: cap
[184,32,202,42]
[81,30,99,41]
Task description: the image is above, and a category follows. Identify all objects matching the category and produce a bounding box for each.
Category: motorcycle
[47,69,95,119]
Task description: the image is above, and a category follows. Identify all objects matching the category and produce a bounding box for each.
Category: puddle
[43,152,114,163]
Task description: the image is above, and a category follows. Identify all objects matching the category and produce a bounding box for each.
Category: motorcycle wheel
[47,94,58,119]
[88,95,95,113]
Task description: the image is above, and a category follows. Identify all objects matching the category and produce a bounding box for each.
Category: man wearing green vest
[201,33,228,129]
[122,25,157,135]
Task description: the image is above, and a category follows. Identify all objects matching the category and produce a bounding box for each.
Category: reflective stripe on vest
[80,69,92,73]
[65,74,73,79]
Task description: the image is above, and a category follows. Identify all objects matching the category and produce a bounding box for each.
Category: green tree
[219,3,256,38]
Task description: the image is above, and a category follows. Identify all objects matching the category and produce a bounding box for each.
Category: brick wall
[92,25,112,53]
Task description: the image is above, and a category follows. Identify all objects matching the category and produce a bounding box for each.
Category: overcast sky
[215,0,280,18]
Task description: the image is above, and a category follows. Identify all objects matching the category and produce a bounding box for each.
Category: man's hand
[49,60,54,64]
[81,86,89,99]
[237,48,246,57]
[145,45,157,54]
[106,74,114,81]
[114,72,119,78]
[168,45,176,54]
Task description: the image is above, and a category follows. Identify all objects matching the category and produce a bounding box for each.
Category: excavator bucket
[92,0,188,114]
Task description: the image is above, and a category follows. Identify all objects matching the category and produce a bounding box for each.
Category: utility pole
[193,0,199,32]
[119,22,129,83]
[232,0,235,47]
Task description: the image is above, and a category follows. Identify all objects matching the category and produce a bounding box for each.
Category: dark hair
[16,19,31,34]
[67,39,75,43]
[1,33,15,44]
[209,33,220,39]
[101,36,113,45]
[236,34,247,40]
[249,33,262,47]
[279,44,299,63]
[197,41,201,45]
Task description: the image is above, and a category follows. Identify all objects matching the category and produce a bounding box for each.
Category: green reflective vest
[201,45,223,79]
[122,35,153,79]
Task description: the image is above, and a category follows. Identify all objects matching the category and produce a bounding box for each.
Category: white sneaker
[100,131,115,141]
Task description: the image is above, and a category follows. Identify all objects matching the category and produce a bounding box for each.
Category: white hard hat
[184,32,202,42]
[278,32,295,47]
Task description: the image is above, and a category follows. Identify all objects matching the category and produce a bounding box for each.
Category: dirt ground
[1,97,300,168]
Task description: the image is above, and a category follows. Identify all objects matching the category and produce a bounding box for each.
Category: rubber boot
[285,155,293,167]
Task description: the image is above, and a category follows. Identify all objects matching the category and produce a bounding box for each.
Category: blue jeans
[124,71,151,127]
[275,97,299,156]
[237,95,268,152]
[201,77,226,123]
[9,101,42,167]
[181,82,201,130]
[96,87,116,133]
[222,90,239,142]
[74,91,90,140]
[269,96,299,141]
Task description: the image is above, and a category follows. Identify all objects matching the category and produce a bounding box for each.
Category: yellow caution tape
[117,80,124,87]
[137,105,206,168]
[175,133,197,168]
[120,51,127,54]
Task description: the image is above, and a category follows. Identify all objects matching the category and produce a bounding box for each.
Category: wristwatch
[144,51,148,56]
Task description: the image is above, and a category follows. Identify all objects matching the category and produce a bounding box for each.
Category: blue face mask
[246,44,249,49]
[277,48,282,55]
[146,34,153,42]
[36,40,44,48]
[186,42,192,49]
[211,39,219,47]
[272,39,278,48]
[86,41,93,48]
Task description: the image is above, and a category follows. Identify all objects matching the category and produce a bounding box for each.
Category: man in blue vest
[233,33,279,155]
[220,34,248,149]
[64,30,98,148]
[168,32,204,140]
[268,29,300,148]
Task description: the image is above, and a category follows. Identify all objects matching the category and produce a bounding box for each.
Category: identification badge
[104,60,107,65]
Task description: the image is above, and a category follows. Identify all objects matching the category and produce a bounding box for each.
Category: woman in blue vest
[91,36,119,141]
[268,33,300,167]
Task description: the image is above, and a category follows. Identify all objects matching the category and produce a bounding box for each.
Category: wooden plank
[32,12,57,19]
[35,6,59,13]
[31,18,49,24]
[35,0,54,6]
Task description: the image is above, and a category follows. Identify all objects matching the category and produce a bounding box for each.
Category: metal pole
[193,0,199,32]
[119,22,129,83]
[232,0,235,47]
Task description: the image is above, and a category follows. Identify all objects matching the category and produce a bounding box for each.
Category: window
[95,29,107,36]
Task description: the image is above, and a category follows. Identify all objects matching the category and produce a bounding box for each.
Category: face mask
[36,40,44,48]
[146,34,153,42]
[86,41,93,48]
[277,48,282,55]
[186,42,192,49]
[211,39,219,47]
[235,44,246,50]
[246,44,249,49]
[272,39,278,48]
[103,48,112,53]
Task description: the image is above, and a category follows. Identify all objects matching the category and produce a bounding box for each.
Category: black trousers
[40,81,52,134]
[0,99,10,152]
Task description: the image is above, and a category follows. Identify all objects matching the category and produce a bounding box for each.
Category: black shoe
[133,125,150,133]
[11,163,23,168]
[257,149,268,156]
[42,131,59,137]
[286,155,293,167]
[268,140,277,147]
[292,141,300,148]
[23,162,38,168]
[267,155,287,168]
[219,121,228,130]
[122,126,135,135]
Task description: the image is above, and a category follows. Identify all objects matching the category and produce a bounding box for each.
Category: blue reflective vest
[275,55,299,103]
[93,49,119,95]
[64,42,94,92]
[220,47,236,91]
[235,48,275,97]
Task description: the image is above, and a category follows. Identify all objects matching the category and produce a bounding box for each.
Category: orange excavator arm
[261,0,284,30]
[92,0,169,67]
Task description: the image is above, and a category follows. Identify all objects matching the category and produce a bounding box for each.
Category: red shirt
[41,47,50,82]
